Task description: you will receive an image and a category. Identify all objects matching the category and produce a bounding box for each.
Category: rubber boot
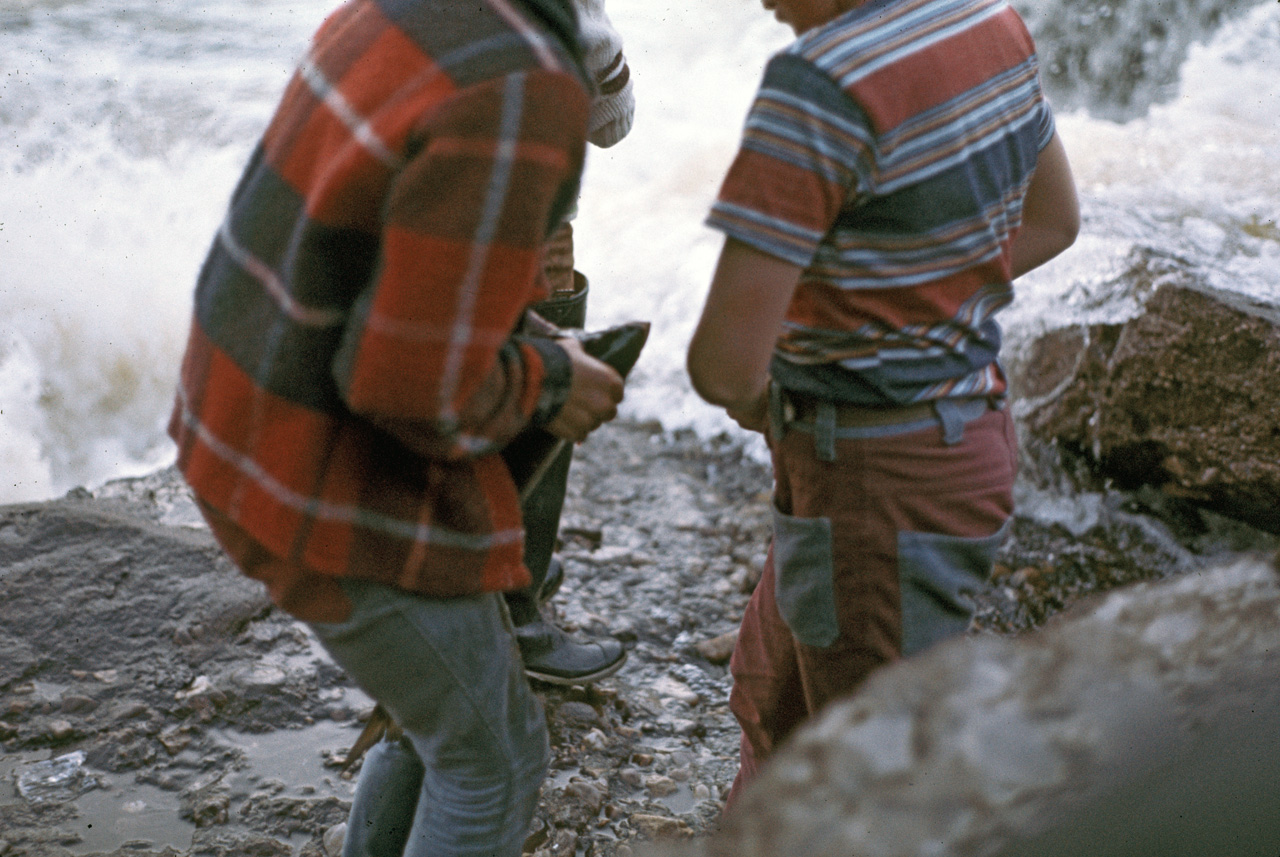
[506,271,626,685]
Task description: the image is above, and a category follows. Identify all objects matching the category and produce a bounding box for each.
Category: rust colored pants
[725,396,1017,807]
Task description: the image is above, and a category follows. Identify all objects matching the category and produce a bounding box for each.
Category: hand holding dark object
[546,336,624,443]
[503,320,650,499]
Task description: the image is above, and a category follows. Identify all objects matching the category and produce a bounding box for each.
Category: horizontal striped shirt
[169,0,591,620]
[707,0,1056,405]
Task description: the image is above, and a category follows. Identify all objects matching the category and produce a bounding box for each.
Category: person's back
[172,0,595,618]
[712,0,1057,408]
[689,0,1078,810]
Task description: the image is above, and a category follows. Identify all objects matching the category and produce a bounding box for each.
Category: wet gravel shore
[1,419,1274,857]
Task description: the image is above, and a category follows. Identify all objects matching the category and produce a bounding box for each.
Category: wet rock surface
[3,373,1278,856]
[0,423,760,857]
[647,555,1280,857]
[1013,258,1280,535]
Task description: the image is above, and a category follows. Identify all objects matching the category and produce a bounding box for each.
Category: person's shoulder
[786,0,901,61]
[376,0,586,88]
[790,0,1014,75]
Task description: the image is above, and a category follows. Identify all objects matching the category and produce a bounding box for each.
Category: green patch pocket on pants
[772,504,839,648]
[898,520,1010,657]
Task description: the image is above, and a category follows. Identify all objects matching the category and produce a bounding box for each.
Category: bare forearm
[687,238,801,412]
[1010,132,1080,279]
[687,349,769,411]
[1010,221,1078,279]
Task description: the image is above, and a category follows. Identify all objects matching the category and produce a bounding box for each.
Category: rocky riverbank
[2,406,1277,856]
[6,420,760,857]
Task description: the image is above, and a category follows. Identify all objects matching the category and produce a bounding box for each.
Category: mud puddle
[3,719,367,854]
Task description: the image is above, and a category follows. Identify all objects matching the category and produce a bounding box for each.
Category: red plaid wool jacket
[170,0,591,621]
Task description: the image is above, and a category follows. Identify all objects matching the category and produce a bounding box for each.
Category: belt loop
[815,402,837,461]
[768,380,786,441]
[934,399,965,446]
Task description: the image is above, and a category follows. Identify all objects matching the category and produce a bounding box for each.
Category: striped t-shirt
[708,0,1056,406]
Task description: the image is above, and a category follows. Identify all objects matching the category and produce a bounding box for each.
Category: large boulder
[0,495,268,690]
[1010,255,1280,534]
[643,555,1280,856]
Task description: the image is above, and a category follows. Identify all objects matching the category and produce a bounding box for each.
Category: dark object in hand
[503,320,650,500]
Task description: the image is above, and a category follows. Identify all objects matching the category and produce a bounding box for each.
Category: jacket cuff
[521,336,573,426]
[589,84,635,148]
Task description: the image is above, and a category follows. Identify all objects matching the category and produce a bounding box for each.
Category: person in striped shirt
[169,0,624,853]
[687,0,1080,806]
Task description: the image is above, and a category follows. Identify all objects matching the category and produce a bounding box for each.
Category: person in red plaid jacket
[169,0,623,853]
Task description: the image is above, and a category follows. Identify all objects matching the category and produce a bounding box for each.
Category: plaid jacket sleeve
[332,69,589,460]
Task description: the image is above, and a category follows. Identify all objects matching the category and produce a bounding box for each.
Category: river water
[1,0,1276,504]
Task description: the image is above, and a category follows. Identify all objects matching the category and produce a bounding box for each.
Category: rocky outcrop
[0,499,269,692]
[645,555,1280,857]
[0,426,773,857]
[1010,254,1280,535]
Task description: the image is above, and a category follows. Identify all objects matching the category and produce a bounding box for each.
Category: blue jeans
[308,581,548,857]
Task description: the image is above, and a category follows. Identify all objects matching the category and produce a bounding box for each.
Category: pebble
[629,813,692,839]
[564,780,606,812]
[644,774,678,797]
[158,729,192,755]
[695,630,737,664]
[556,701,600,727]
[109,700,150,722]
[322,823,346,857]
[664,717,699,736]
[233,664,287,689]
[578,546,632,565]
[175,676,213,700]
[60,694,97,715]
[652,676,700,706]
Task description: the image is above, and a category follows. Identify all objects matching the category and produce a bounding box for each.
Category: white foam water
[1,0,1275,503]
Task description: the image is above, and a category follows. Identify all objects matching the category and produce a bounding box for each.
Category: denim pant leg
[342,736,424,857]
[309,581,549,857]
